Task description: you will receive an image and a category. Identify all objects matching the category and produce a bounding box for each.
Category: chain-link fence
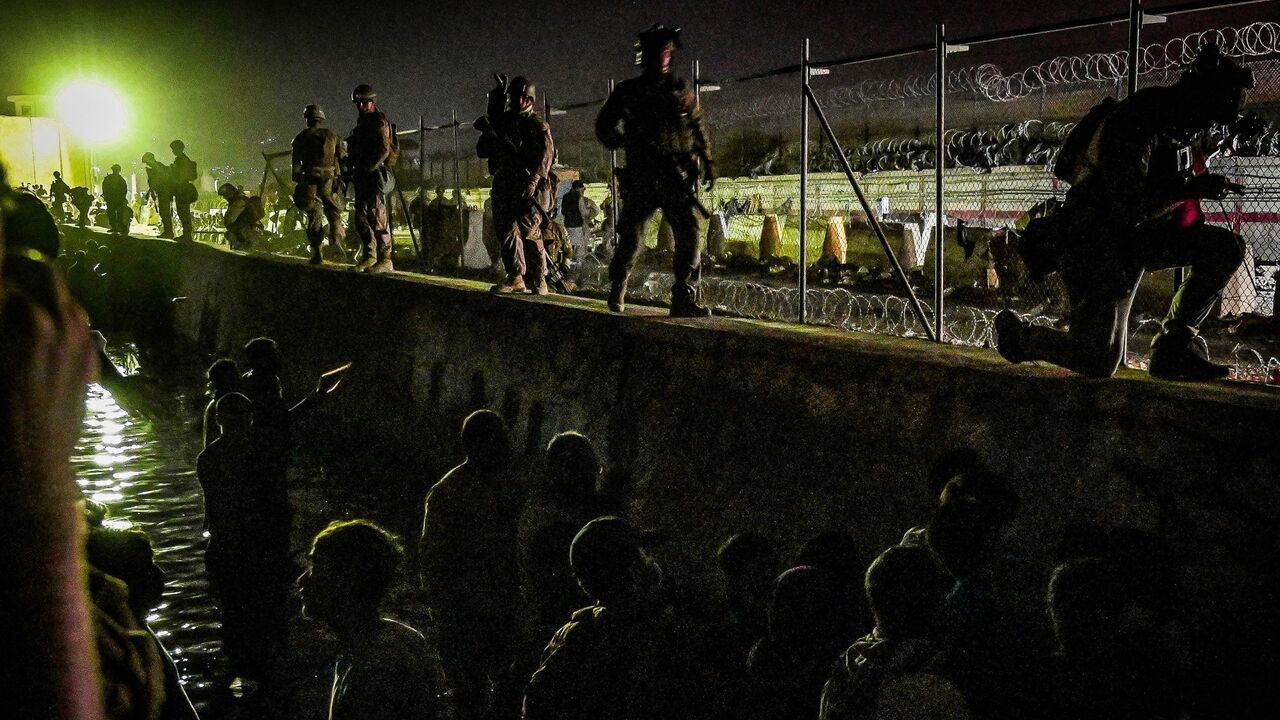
[207,3,1280,382]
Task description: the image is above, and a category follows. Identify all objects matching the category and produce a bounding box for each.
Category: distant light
[55,80,127,144]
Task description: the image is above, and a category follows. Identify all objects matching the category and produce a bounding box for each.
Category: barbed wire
[571,266,1279,382]
[725,22,1280,121]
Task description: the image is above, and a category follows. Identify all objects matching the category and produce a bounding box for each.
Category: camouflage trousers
[293,178,345,250]
[353,184,391,260]
[492,187,546,284]
[611,175,702,301]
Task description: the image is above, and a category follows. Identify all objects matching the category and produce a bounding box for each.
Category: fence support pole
[934,23,947,343]
[804,85,937,342]
[452,109,465,266]
[799,39,810,324]
[608,79,619,251]
[1127,0,1143,98]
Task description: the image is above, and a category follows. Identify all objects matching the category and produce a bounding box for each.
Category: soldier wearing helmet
[141,151,175,238]
[216,183,264,251]
[596,23,715,317]
[346,84,398,273]
[102,164,130,235]
[292,104,348,264]
[476,74,556,294]
[169,139,199,242]
[996,44,1254,381]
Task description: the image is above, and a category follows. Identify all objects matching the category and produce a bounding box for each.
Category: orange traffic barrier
[759,213,783,259]
[822,216,847,264]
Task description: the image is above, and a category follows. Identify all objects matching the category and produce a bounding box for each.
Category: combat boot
[491,276,527,294]
[993,309,1029,364]
[669,286,711,318]
[366,249,394,274]
[528,278,550,296]
[308,245,323,265]
[354,252,377,271]
[608,283,626,313]
[1148,330,1230,381]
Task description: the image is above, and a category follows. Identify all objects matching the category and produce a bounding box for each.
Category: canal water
[73,373,227,713]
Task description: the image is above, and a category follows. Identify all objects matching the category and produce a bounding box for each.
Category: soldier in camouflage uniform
[596,24,715,317]
[291,104,347,264]
[169,140,198,242]
[477,75,555,294]
[346,84,397,274]
[141,153,175,238]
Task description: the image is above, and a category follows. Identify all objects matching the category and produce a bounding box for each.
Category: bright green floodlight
[55,79,127,144]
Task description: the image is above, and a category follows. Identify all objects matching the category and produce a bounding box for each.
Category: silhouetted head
[110,164,121,174]
[865,545,952,641]
[217,183,239,201]
[461,409,513,471]
[795,531,865,591]
[2,191,60,259]
[570,516,663,604]
[206,357,240,395]
[53,171,62,179]
[87,526,166,618]
[301,519,403,634]
[767,566,848,649]
[303,104,326,124]
[1048,556,1177,669]
[637,23,680,74]
[928,471,1019,578]
[926,447,984,498]
[170,139,185,155]
[243,337,282,374]
[1176,43,1254,129]
[545,431,601,501]
[717,532,778,607]
[435,185,446,198]
[214,392,252,437]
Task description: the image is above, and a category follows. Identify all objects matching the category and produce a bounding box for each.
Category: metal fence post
[452,109,465,266]
[608,78,619,251]
[934,23,947,343]
[800,39,810,324]
[1127,0,1143,98]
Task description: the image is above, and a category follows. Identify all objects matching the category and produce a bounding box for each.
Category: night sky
[0,0,1267,178]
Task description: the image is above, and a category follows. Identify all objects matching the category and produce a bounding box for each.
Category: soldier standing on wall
[50,171,72,222]
[995,44,1253,381]
[476,75,556,294]
[346,84,398,274]
[596,23,715,317]
[169,140,199,242]
[141,152,175,238]
[292,104,347,265]
[102,164,130,235]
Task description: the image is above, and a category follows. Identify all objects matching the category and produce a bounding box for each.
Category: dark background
[0,1,1266,179]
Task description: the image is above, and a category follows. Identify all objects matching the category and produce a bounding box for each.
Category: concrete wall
[64,228,1280,634]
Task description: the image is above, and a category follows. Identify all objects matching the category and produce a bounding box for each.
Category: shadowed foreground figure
[523,516,692,720]
[142,152,175,238]
[820,545,967,720]
[996,44,1253,381]
[102,165,130,235]
[300,519,439,720]
[420,409,525,720]
[597,23,715,317]
[196,392,292,686]
[169,140,198,242]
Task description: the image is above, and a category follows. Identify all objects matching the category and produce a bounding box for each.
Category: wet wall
[63,228,1280,627]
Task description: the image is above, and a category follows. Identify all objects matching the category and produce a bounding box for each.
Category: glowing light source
[55,80,126,144]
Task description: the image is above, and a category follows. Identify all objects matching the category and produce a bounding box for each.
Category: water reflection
[74,383,225,712]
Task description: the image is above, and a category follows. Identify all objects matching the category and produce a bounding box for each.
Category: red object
[1173,149,1209,229]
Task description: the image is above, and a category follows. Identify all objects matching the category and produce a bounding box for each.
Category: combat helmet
[506,76,537,101]
[636,23,681,53]
[303,104,326,121]
[351,84,377,103]
[1182,43,1254,90]
[170,139,185,153]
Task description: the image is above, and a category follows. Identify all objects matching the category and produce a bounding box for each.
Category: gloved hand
[701,159,716,192]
